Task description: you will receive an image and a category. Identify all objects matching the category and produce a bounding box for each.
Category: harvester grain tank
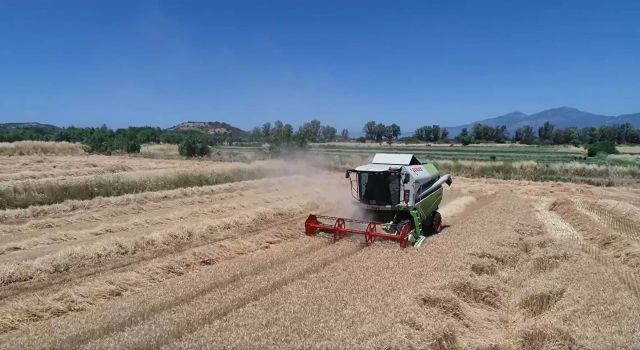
[305,153,452,248]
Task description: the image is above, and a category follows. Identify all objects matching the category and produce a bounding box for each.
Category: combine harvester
[305,153,453,248]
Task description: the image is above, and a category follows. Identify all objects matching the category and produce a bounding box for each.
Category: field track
[0,155,639,349]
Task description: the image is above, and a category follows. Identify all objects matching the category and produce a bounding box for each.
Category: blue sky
[0,0,638,132]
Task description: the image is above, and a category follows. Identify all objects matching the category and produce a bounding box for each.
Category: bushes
[178,137,210,158]
[460,136,473,146]
[124,140,141,153]
[586,141,618,157]
[115,138,141,154]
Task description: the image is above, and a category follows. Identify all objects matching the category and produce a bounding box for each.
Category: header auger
[305,153,452,248]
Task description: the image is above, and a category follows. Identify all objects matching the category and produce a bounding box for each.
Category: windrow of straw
[139,144,180,157]
[0,185,309,255]
[0,175,306,224]
[81,241,361,350]
[0,160,294,209]
[0,154,201,175]
[0,141,86,156]
[0,164,137,182]
[434,159,640,185]
[0,199,322,287]
[312,153,640,186]
[0,213,328,335]
[0,237,333,349]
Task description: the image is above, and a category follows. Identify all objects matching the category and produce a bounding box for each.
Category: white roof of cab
[371,153,421,165]
[354,163,400,172]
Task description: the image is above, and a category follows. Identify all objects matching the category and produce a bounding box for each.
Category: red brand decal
[410,166,423,174]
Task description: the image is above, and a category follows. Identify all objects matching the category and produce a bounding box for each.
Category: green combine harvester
[305,153,453,248]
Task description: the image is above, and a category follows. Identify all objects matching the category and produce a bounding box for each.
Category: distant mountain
[168,121,246,136]
[446,107,640,137]
[0,122,60,130]
[616,112,640,125]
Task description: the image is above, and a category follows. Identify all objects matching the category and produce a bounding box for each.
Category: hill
[168,121,246,136]
[0,122,60,130]
[446,107,640,137]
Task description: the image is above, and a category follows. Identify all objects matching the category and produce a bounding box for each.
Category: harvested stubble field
[1,153,639,350]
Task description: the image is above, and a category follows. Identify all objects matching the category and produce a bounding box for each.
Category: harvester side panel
[416,187,443,220]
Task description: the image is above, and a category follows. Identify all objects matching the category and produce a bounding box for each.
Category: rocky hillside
[168,121,246,136]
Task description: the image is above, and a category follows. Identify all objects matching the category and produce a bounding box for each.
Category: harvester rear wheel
[432,211,443,233]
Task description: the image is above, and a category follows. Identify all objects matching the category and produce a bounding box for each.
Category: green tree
[340,128,350,141]
[250,127,262,142]
[179,136,210,158]
[282,123,294,144]
[441,128,449,141]
[178,137,197,157]
[262,122,272,138]
[374,123,386,143]
[299,120,322,142]
[513,128,523,142]
[454,128,470,143]
[389,123,401,140]
[472,124,486,140]
[616,123,633,144]
[363,121,376,140]
[272,121,283,138]
[562,128,579,146]
[269,121,283,145]
[432,125,441,142]
[271,121,294,146]
[118,137,141,153]
[494,125,508,143]
[414,126,433,142]
[195,140,211,157]
[384,125,394,144]
[627,128,640,144]
[538,121,555,142]
[521,125,536,144]
[321,125,337,142]
[595,125,610,143]
[552,129,564,144]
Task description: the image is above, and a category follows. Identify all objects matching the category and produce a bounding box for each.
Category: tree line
[247,119,350,151]
[362,121,402,143]
[455,122,640,146]
[3,119,640,157]
[0,125,229,157]
[360,121,450,144]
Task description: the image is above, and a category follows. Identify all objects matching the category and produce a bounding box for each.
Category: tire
[431,211,443,234]
[395,219,414,235]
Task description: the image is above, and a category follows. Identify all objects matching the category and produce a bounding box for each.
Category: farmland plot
[0,154,639,349]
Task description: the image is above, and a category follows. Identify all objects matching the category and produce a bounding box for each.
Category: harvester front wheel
[431,211,443,233]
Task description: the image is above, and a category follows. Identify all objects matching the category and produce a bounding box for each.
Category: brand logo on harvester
[410,166,423,174]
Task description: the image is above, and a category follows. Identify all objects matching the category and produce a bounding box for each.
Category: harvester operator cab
[359,171,399,206]
[345,153,452,210]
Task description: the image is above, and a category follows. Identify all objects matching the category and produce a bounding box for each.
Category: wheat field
[0,152,639,349]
